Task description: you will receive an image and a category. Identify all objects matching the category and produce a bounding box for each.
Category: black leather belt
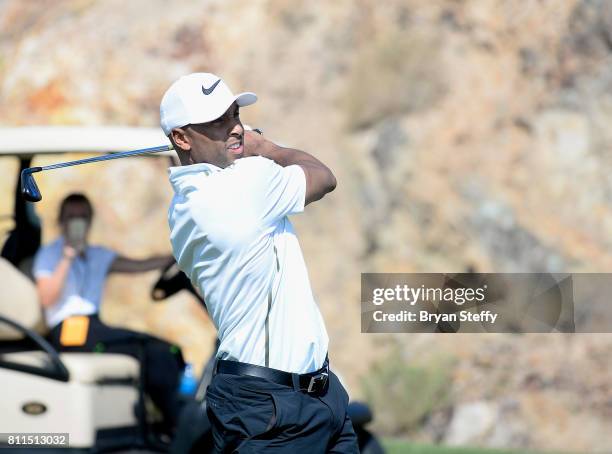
[216,357,329,395]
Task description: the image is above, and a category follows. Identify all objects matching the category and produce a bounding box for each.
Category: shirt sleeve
[90,246,118,276]
[32,245,59,279]
[254,157,306,227]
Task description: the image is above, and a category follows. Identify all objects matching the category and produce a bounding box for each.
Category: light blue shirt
[33,237,117,328]
[167,156,329,374]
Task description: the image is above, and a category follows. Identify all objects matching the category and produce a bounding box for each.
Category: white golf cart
[0,127,212,453]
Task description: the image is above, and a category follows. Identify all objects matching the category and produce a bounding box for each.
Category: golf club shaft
[41,144,173,171]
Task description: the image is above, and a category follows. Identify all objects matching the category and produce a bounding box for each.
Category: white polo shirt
[32,237,117,328]
[167,156,329,374]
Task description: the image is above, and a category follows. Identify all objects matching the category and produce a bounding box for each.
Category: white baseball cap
[160,73,257,135]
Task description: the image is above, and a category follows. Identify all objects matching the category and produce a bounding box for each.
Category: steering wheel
[151,261,206,309]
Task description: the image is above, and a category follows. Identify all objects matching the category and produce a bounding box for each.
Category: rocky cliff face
[1,0,611,450]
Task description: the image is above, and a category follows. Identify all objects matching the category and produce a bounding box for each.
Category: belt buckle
[307,371,329,394]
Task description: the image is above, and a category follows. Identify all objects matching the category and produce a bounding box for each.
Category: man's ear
[171,128,191,151]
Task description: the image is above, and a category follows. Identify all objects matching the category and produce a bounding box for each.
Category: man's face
[60,202,92,248]
[177,103,245,168]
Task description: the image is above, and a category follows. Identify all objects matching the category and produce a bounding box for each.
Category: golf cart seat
[0,257,141,449]
[0,256,140,377]
[0,255,44,340]
[1,351,138,383]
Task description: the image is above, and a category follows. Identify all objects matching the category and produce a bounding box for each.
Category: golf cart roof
[0,126,175,157]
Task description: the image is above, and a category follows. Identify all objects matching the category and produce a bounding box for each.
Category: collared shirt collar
[168,162,223,193]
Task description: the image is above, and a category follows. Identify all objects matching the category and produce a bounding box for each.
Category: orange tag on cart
[60,316,90,346]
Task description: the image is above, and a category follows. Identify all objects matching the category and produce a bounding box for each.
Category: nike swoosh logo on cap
[202,79,221,95]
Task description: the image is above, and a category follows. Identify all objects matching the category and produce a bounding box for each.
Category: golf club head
[21,167,43,202]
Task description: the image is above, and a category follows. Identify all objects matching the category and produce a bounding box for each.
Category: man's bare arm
[243,130,337,205]
[36,246,76,308]
[110,255,174,274]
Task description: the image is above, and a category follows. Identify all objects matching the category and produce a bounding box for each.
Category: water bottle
[178,362,197,397]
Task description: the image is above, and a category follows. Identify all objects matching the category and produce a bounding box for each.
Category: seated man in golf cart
[33,192,185,433]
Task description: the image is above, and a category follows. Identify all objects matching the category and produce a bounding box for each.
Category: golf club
[21,143,174,202]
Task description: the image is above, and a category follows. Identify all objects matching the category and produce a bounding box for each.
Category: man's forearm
[256,141,337,205]
[38,255,73,308]
[110,254,174,273]
[257,142,324,169]
[139,255,175,271]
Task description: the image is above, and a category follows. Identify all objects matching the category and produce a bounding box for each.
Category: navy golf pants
[206,369,359,453]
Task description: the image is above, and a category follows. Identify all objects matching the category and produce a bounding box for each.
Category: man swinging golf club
[161,73,358,452]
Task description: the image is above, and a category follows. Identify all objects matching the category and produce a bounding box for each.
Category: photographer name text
[372,309,498,324]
